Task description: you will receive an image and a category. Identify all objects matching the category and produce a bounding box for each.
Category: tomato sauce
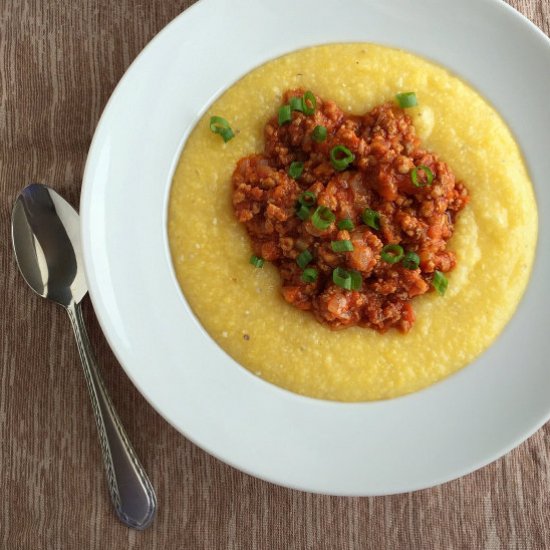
[232,89,469,332]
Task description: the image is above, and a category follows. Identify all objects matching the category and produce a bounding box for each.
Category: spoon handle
[66,301,157,529]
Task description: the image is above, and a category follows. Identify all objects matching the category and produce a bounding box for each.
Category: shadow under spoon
[11,183,157,530]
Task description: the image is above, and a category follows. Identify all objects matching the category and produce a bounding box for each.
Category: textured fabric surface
[1,1,549,548]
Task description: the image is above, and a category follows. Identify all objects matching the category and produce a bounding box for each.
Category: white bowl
[81,0,550,495]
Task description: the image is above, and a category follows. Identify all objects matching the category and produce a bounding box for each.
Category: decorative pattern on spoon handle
[66,301,157,529]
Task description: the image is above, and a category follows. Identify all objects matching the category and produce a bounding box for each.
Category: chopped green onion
[312,125,327,142]
[362,208,380,230]
[209,116,235,142]
[288,161,304,180]
[332,267,362,290]
[349,270,362,290]
[289,96,304,112]
[396,92,417,108]
[331,240,354,252]
[249,255,264,268]
[219,129,234,142]
[337,218,354,230]
[296,204,311,221]
[333,267,352,290]
[411,165,434,188]
[298,191,316,207]
[297,250,313,269]
[311,206,335,230]
[433,270,448,295]
[381,244,404,264]
[302,91,316,115]
[402,251,420,270]
[301,267,318,283]
[330,145,355,171]
[278,105,292,125]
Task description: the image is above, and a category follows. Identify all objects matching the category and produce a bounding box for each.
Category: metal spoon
[11,183,157,530]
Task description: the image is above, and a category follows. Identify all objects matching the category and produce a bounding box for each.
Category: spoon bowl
[12,183,86,307]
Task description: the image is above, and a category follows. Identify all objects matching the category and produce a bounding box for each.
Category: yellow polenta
[168,44,537,402]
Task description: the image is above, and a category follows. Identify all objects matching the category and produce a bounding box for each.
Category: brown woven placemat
[1,1,549,548]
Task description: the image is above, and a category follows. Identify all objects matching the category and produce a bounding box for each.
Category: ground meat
[232,89,469,333]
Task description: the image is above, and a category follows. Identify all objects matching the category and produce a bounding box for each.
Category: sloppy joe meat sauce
[232,89,469,332]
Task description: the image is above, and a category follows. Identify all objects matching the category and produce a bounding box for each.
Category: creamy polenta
[168,44,537,402]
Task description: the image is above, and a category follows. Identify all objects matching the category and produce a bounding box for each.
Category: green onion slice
[289,96,304,112]
[297,250,313,269]
[330,145,355,171]
[209,116,235,142]
[331,240,354,252]
[401,251,420,270]
[381,244,404,264]
[288,161,304,179]
[411,165,434,188]
[396,92,418,108]
[312,125,327,142]
[296,204,311,221]
[332,267,362,290]
[349,270,362,290]
[362,208,380,230]
[249,255,264,268]
[333,267,352,290]
[337,218,354,230]
[298,191,316,207]
[311,206,335,230]
[278,104,292,125]
[302,91,316,115]
[433,270,448,295]
[301,267,318,283]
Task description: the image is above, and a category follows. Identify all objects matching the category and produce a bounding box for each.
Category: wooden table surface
[1,1,549,548]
